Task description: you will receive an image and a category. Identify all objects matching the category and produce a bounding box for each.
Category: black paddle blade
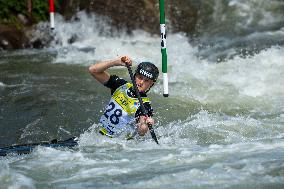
[0,137,78,156]
[148,124,159,145]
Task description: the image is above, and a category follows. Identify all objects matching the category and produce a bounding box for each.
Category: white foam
[0,82,5,87]
[42,10,284,116]
[0,165,36,189]
[50,12,160,65]
[49,11,283,100]
[158,109,283,145]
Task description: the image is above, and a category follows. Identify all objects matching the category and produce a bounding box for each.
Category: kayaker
[89,55,159,138]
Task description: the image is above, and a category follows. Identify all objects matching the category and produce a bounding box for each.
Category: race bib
[100,99,133,135]
[100,83,150,135]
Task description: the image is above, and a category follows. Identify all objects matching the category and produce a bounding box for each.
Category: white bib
[100,83,150,136]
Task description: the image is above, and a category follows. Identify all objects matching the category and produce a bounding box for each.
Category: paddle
[0,137,78,156]
[125,62,159,145]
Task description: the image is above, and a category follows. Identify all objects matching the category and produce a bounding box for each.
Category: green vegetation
[32,0,50,21]
[0,0,50,27]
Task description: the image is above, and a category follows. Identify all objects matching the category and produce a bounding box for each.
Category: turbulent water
[1,1,284,188]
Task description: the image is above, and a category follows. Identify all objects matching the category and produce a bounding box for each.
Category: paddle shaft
[126,65,159,144]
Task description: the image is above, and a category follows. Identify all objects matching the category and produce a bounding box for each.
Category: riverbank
[0,0,198,50]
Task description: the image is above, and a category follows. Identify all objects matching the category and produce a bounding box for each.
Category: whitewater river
[1,7,284,189]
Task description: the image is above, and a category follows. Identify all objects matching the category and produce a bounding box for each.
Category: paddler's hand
[120,55,132,67]
[137,115,154,136]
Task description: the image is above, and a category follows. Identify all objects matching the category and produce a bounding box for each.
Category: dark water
[0,52,104,146]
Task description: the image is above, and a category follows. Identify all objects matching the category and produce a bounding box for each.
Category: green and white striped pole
[159,0,168,97]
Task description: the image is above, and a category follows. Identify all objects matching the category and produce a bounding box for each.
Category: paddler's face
[135,73,154,92]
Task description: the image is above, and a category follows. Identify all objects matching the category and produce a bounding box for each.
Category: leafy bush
[0,0,50,25]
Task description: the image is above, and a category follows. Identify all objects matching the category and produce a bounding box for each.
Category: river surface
[1,2,284,188]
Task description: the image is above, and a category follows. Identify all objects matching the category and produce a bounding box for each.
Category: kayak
[0,137,78,156]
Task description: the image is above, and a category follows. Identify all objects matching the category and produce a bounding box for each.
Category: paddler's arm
[89,56,132,84]
[137,115,154,136]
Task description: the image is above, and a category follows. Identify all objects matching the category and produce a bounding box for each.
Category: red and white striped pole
[49,0,55,29]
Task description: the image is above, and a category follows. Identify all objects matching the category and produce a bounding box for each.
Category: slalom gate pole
[159,0,168,97]
[49,0,55,29]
